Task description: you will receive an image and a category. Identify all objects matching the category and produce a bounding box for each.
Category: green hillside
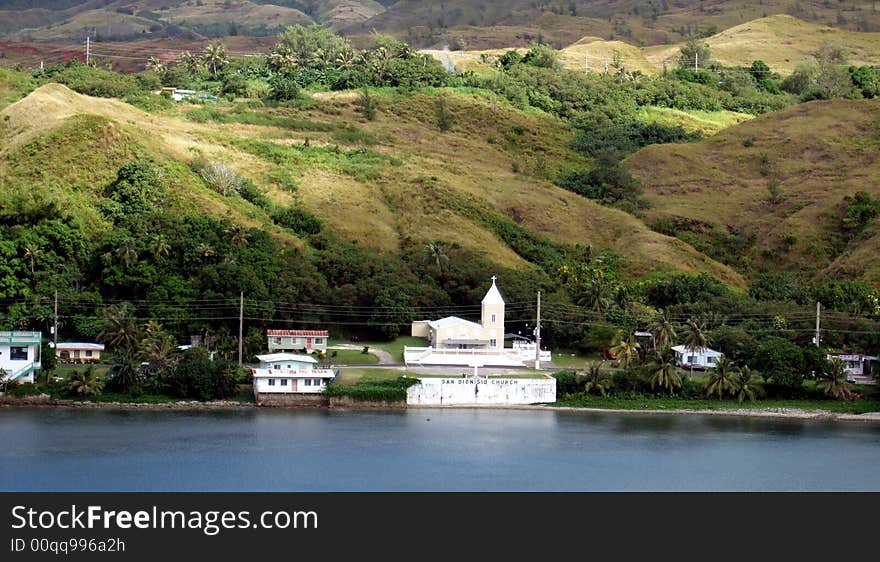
[627,98,880,285]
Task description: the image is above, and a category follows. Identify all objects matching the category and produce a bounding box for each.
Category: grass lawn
[333,367,413,386]
[554,395,880,414]
[328,348,379,365]
[330,336,428,363]
[550,351,605,370]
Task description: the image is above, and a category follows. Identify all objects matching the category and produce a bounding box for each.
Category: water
[2,408,880,491]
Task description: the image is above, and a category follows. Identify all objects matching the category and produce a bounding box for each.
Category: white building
[405,277,550,367]
[251,353,336,394]
[55,342,105,364]
[672,345,723,369]
[826,353,878,376]
[0,331,42,384]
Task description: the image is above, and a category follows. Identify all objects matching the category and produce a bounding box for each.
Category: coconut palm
[140,321,177,371]
[203,42,228,76]
[115,239,138,268]
[22,242,41,276]
[65,365,104,397]
[705,355,738,400]
[817,357,853,400]
[146,56,166,73]
[651,309,676,351]
[734,365,758,403]
[684,317,711,377]
[609,333,640,368]
[650,347,682,393]
[334,48,357,69]
[179,51,205,76]
[580,362,610,397]
[106,351,141,394]
[425,241,449,277]
[97,304,142,355]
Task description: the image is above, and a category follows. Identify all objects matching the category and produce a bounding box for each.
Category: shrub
[271,205,322,235]
[435,97,453,131]
[198,161,244,196]
[268,73,300,101]
[325,376,418,402]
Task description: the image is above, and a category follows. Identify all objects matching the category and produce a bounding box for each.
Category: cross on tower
[491,275,497,283]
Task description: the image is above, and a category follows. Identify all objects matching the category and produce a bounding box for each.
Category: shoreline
[3,395,880,422]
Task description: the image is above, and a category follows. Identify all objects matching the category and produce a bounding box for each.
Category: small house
[826,353,878,377]
[672,345,723,369]
[0,331,42,384]
[55,342,105,364]
[267,329,328,354]
[252,353,336,395]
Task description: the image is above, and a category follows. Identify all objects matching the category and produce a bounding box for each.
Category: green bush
[271,205,322,235]
[325,376,418,402]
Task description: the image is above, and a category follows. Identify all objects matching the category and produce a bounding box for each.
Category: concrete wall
[407,377,556,406]
[256,393,328,408]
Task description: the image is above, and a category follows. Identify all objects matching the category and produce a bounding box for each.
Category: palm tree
[97,304,142,355]
[115,239,138,268]
[580,362,610,396]
[650,348,682,393]
[146,56,166,73]
[734,365,758,403]
[151,236,170,259]
[609,333,640,368]
[179,51,205,76]
[651,309,676,351]
[334,48,356,69]
[817,357,853,400]
[107,351,141,395]
[684,317,711,377]
[203,42,228,77]
[22,242,41,276]
[65,365,104,397]
[705,355,738,400]
[425,241,449,277]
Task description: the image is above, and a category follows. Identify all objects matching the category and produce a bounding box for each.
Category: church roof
[427,316,482,330]
[481,277,505,305]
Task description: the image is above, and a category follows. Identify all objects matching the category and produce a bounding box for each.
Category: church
[405,277,548,367]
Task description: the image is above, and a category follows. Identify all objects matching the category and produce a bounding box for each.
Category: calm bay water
[2,407,880,491]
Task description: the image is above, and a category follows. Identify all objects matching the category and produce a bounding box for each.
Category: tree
[268,73,300,101]
[65,365,104,397]
[203,42,228,77]
[683,318,710,377]
[435,97,453,131]
[140,320,177,376]
[651,309,676,351]
[580,362,611,396]
[705,356,738,399]
[678,37,711,69]
[650,347,682,393]
[609,333,640,368]
[106,351,141,395]
[97,304,142,355]
[425,241,449,277]
[271,25,353,71]
[146,56,166,73]
[753,336,805,389]
[357,87,378,121]
[734,366,758,403]
[817,357,853,400]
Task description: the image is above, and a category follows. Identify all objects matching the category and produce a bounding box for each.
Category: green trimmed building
[0,331,42,384]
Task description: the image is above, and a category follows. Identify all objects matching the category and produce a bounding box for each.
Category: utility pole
[585,49,589,73]
[534,290,542,370]
[694,51,698,71]
[238,291,244,366]
[53,290,58,348]
[814,301,821,348]
[85,35,90,66]
[603,59,608,75]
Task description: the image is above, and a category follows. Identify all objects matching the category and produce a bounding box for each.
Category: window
[286,364,292,369]
[315,338,323,345]
[707,356,717,364]
[275,337,282,344]
[688,355,696,363]
[10,347,28,361]
[304,379,312,386]
[280,379,288,386]
[268,379,275,386]
[74,350,81,358]
[313,379,321,386]
[491,314,496,323]
[85,350,93,357]
[490,339,497,348]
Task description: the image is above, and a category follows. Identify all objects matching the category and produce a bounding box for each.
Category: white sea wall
[407,377,556,405]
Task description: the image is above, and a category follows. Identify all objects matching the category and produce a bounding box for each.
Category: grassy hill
[0,78,743,287]
[430,16,880,77]
[625,98,880,285]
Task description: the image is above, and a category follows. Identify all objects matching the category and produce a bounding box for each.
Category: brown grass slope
[626,98,880,285]
[0,83,742,286]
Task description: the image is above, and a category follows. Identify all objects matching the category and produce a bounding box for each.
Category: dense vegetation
[2,25,879,401]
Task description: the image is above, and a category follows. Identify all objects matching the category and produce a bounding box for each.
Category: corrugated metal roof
[267,330,329,337]
[256,353,318,364]
[55,342,105,350]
